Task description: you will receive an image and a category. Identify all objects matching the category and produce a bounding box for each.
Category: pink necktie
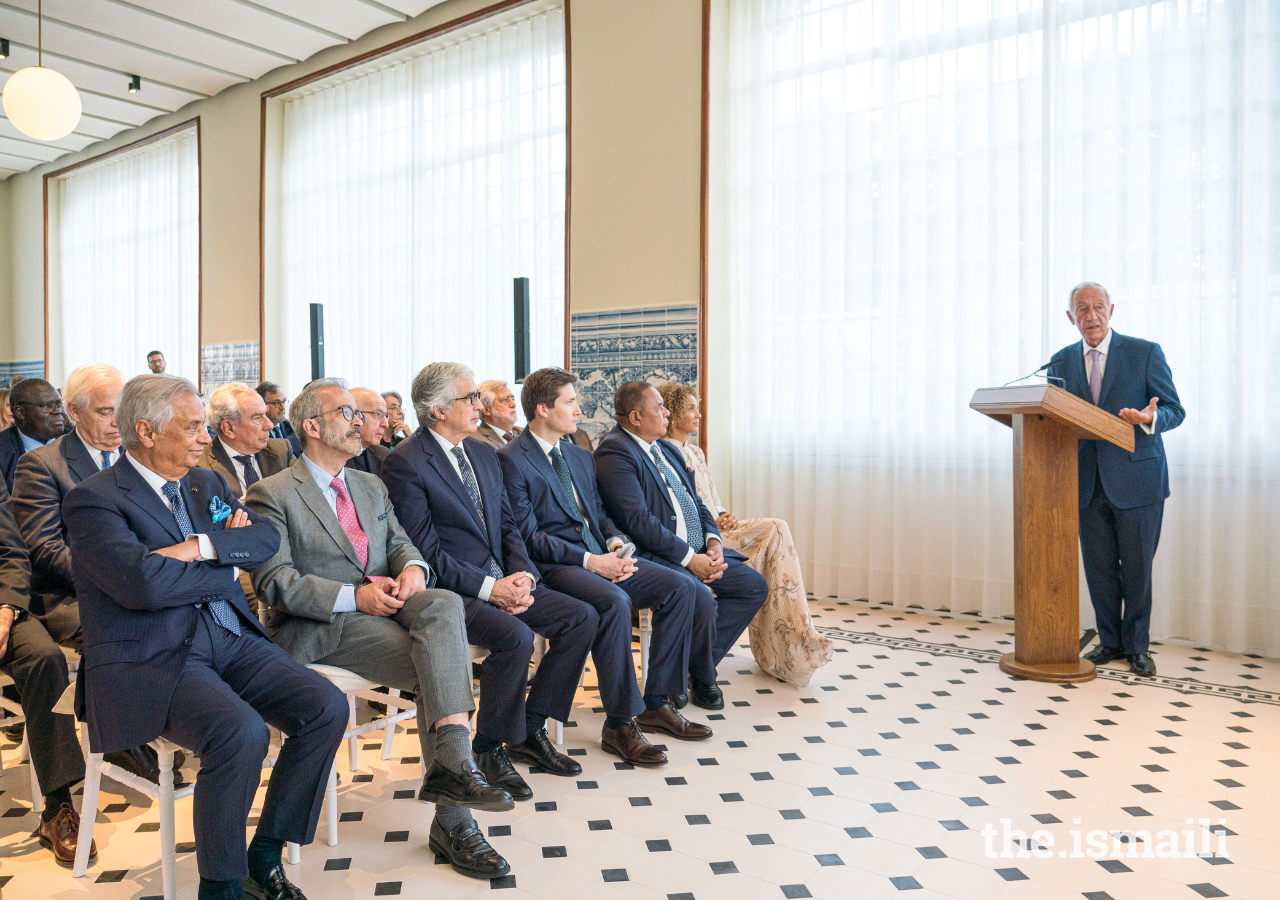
[1088,349,1102,405]
[330,478,369,568]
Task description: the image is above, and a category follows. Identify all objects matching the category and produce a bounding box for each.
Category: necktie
[101,450,112,470]
[450,447,505,579]
[234,455,260,489]
[161,481,240,636]
[549,446,603,555]
[1088,348,1103,405]
[503,432,514,443]
[649,445,705,553]
[330,478,369,569]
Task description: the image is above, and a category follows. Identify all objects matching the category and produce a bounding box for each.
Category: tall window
[54,125,200,382]
[278,1,566,415]
[724,0,1280,653]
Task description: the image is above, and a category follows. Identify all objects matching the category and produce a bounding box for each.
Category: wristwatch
[0,604,24,621]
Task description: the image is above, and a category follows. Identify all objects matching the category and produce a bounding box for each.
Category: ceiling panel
[123,0,340,62]
[0,117,100,152]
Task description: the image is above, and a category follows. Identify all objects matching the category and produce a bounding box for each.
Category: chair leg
[553,720,563,745]
[158,751,177,900]
[287,841,300,865]
[347,694,359,773]
[639,610,653,691]
[23,731,42,815]
[326,761,338,847]
[73,752,103,878]
[381,690,398,761]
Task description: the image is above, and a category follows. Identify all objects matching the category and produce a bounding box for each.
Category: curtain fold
[57,128,200,382]
[725,0,1279,655]
[280,5,566,422]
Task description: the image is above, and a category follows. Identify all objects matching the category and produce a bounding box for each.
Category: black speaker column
[309,303,325,381]
[513,277,531,382]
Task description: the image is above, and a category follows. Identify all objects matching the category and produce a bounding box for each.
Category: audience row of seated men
[0,362,773,900]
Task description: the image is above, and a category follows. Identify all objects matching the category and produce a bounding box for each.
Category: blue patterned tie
[161,481,241,636]
[450,446,505,580]
[649,445,705,553]
[549,446,603,554]
[101,450,112,470]
[234,455,260,489]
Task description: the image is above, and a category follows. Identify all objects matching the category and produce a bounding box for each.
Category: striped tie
[451,446,505,579]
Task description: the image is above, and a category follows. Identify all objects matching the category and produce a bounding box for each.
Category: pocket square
[378,513,387,521]
[209,496,232,525]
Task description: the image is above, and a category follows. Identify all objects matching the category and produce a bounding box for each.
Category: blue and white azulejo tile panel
[0,360,45,382]
[200,341,260,396]
[569,305,698,445]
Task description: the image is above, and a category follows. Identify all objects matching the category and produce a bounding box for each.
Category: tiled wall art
[569,305,698,445]
[200,341,260,396]
[0,360,45,382]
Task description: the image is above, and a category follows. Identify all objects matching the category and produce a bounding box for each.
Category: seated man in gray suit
[246,378,513,880]
[344,388,390,476]
[472,380,523,450]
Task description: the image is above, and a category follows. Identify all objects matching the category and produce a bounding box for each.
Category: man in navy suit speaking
[64,375,347,900]
[1048,283,1185,677]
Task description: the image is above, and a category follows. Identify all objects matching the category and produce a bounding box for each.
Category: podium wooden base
[999,653,1096,683]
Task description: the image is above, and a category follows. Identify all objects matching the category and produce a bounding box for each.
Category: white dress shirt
[1083,329,1156,435]
[76,431,118,471]
[529,430,622,566]
[623,429,714,568]
[220,438,261,496]
[300,453,428,614]
[125,452,228,573]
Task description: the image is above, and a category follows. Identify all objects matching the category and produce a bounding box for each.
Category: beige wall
[0,178,10,362]
[0,0,707,381]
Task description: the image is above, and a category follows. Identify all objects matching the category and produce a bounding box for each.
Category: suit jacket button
[184,638,193,647]
[194,602,203,608]
[575,525,582,532]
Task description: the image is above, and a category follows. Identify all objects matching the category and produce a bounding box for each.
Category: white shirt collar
[529,429,560,458]
[301,452,346,494]
[219,437,258,463]
[429,427,466,453]
[1082,328,1113,358]
[622,428,655,456]
[125,451,179,502]
[76,430,118,468]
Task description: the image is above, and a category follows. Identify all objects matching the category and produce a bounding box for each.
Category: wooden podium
[970,384,1135,683]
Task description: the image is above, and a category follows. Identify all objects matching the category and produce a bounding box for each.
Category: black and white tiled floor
[0,598,1275,899]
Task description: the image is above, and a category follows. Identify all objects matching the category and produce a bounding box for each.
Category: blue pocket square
[209,497,232,525]
[378,513,387,521]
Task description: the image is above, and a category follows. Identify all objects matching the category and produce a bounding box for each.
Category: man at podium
[1048,283,1184,677]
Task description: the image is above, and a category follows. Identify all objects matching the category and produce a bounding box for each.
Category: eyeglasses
[18,399,63,413]
[317,406,365,423]
[266,399,287,407]
[452,391,483,405]
[360,409,389,422]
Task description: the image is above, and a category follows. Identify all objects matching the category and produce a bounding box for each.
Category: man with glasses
[345,388,391,477]
[247,378,514,880]
[146,351,167,374]
[381,363,598,803]
[256,382,302,458]
[472,380,523,450]
[1,378,67,492]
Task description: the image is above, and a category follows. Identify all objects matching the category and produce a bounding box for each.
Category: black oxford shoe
[243,862,307,900]
[506,727,582,776]
[1128,652,1157,677]
[418,759,514,812]
[429,816,510,879]
[688,678,724,710]
[1083,645,1127,666]
[476,747,533,801]
[669,692,689,709]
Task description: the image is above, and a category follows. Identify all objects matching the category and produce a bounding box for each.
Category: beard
[320,415,362,455]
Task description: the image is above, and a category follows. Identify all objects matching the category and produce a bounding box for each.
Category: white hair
[62,364,124,416]
[478,379,509,411]
[1068,281,1111,310]
[206,382,260,434]
[412,362,475,429]
[117,375,200,451]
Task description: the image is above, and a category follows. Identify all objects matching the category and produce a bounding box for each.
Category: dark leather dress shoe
[429,816,510,879]
[38,802,95,868]
[243,862,307,900]
[1083,645,1126,666]
[507,727,582,776]
[1128,652,1157,677]
[476,747,533,801]
[601,719,667,767]
[688,678,724,710]
[636,702,713,741]
[670,692,689,709]
[418,759,514,812]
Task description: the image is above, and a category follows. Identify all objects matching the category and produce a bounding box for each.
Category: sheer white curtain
[57,128,200,382]
[724,0,1280,654]
[279,3,566,423]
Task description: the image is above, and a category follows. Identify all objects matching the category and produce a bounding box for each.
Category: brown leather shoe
[38,802,96,868]
[601,720,667,767]
[635,702,713,741]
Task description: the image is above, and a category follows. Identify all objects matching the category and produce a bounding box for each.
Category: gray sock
[434,723,474,773]
[434,802,474,832]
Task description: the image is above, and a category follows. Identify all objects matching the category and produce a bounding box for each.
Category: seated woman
[0,388,10,431]
[381,390,412,447]
[658,384,833,687]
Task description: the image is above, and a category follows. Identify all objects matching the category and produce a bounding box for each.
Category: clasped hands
[489,571,536,615]
[355,566,427,617]
[687,539,728,584]
[586,547,638,583]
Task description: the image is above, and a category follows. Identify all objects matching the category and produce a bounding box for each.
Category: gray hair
[288,377,348,448]
[63,364,124,415]
[478,379,508,411]
[255,381,282,400]
[1068,281,1111,310]
[117,375,200,451]
[412,362,475,429]
[206,382,259,434]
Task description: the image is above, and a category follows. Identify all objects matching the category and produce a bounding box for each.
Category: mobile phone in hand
[617,542,636,560]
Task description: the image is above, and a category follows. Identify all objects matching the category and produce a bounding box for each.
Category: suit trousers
[650,552,769,685]
[464,585,596,745]
[32,595,82,652]
[309,587,476,761]
[1079,487,1165,656]
[161,610,347,881]
[540,558,697,707]
[1,615,84,796]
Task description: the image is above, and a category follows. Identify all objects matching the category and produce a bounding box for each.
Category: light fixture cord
[38,0,42,66]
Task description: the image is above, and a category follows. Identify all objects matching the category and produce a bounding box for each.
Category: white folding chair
[633,609,653,689]
[0,673,41,814]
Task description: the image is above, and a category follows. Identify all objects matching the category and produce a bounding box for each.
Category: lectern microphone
[1004,361,1063,389]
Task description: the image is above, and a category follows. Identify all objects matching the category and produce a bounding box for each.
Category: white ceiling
[0,0,449,179]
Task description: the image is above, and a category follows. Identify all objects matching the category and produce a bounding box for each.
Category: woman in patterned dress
[657,384,833,687]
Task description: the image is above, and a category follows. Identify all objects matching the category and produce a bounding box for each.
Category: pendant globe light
[2,0,81,141]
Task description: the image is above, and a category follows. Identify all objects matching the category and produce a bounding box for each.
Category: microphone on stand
[1004,362,1064,389]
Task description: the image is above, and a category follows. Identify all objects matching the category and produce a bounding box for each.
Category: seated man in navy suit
[0,378,67,492]
[381,363,597,800]
[595,382,768,710]
[1048,283,1184,677]
[64,375,347,900]
[499,368,706,763]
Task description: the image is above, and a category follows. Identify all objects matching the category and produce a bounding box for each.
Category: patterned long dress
[667,440,834,687]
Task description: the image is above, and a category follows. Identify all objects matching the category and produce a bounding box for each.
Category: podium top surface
[970,383,1135,452]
